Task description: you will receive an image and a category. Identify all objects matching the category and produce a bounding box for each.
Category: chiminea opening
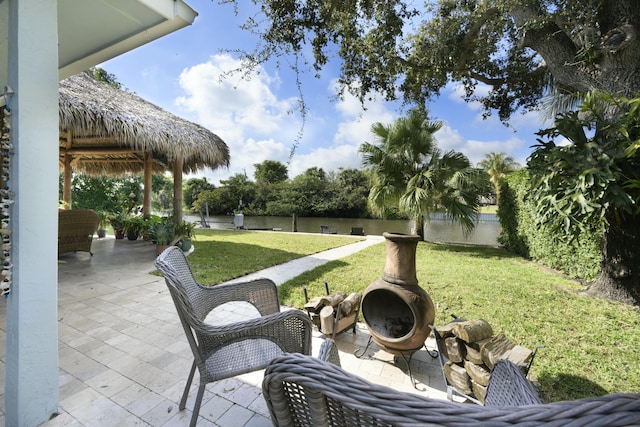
[362,289,415,339]
[360,232,435,355]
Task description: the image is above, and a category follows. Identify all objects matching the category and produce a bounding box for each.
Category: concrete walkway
[223,234,385,285]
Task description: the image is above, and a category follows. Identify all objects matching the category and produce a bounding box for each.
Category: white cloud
[447,82,491,111]
[434,124,468,152]
[288,144,362,177]
[334,87,397,146]
[446,82,550,129]
[174,54,303,183]
[435,123,528,166]
[509,108,552,131]
[284,81,398,177]
[176,57,534,185]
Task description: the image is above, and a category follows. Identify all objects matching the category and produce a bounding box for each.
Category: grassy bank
[187,229,640,403]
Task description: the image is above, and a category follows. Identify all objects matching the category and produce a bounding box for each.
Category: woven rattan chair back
[58,209,100,255]
[484,359,541,406]
[154,243,212,321]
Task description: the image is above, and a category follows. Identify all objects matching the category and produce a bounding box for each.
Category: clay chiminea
[361,232,435,355]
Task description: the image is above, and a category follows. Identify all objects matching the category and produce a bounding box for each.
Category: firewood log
[464,360,491,386]
[436,318,466,338]
[304,291,347,312]
[505,345,534,368]
[481,333,515,370]
[339,292,360,316]
[303,296,325,312]
[443,361,472,395]
[445,337,464,363]
[464,337,492,365]
[452,319,493,343]
[320,306,335,334]
[472,380,487,404]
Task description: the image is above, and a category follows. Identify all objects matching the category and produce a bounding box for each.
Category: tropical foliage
[61,174,143,214]
[220,1,640,121]
[478,152,519,205]
[151,175,174,212]
[497,169,603,281]
[529,92,640,304]
[183,177,215,210]
[193,162,371,218]
[359,110,483,240]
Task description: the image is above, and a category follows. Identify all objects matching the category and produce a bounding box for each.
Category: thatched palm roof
[59,72,229,176]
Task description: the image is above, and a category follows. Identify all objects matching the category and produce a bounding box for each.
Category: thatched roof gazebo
[58,71,229,220]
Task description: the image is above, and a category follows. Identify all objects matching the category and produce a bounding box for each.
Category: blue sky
[102,0,550,184]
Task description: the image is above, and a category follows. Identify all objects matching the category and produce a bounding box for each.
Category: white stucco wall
[5,0,60,425]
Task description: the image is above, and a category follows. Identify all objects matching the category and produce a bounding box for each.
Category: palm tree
[360,110,482,240]
[478,152,519,205]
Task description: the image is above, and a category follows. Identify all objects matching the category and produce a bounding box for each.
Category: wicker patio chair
[484,359,541,406]
[58,209,99,255]
[317,338,341,367]
[154,246,312,427]
[262,352,640,427]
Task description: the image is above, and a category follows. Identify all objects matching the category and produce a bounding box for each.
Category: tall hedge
[498,169,603,282]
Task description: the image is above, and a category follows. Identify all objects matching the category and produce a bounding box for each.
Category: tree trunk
[510,2,640,97]
[412,214,425,240]
[586,209,640,305]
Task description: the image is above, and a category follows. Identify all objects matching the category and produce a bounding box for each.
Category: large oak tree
[220,0,640,304]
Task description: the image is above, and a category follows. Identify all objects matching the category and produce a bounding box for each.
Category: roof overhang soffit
[0,0,197,101]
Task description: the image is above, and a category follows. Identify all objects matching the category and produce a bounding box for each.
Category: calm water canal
[186,213,502,246]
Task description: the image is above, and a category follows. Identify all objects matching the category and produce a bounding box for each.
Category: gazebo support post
[63,153,72,209]
[62,130,73,209]
[143,151,152,216]
[172,153,184,227]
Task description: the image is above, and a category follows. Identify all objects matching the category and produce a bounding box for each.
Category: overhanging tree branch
[454,7,500,74]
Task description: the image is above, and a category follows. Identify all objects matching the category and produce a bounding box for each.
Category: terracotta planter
[114,229,125,239]
[156,244,171,256]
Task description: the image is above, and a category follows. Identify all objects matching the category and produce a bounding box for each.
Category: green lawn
[479,205,498,214]
[187,229,363,284]
[187,229,640,403]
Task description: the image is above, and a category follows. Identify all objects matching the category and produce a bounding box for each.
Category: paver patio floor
[0,235,447,426]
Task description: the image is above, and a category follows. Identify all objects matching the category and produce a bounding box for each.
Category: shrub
[498,169,602,281]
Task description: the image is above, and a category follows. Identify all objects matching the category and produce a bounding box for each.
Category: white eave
[0,0,197,91]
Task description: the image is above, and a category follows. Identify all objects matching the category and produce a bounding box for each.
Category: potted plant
[122,216,145,241]
[147,218,178,255]
[175,220,196,252]
[141,214,162,241]
[96,210,109,238]
[109,211,128,239]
